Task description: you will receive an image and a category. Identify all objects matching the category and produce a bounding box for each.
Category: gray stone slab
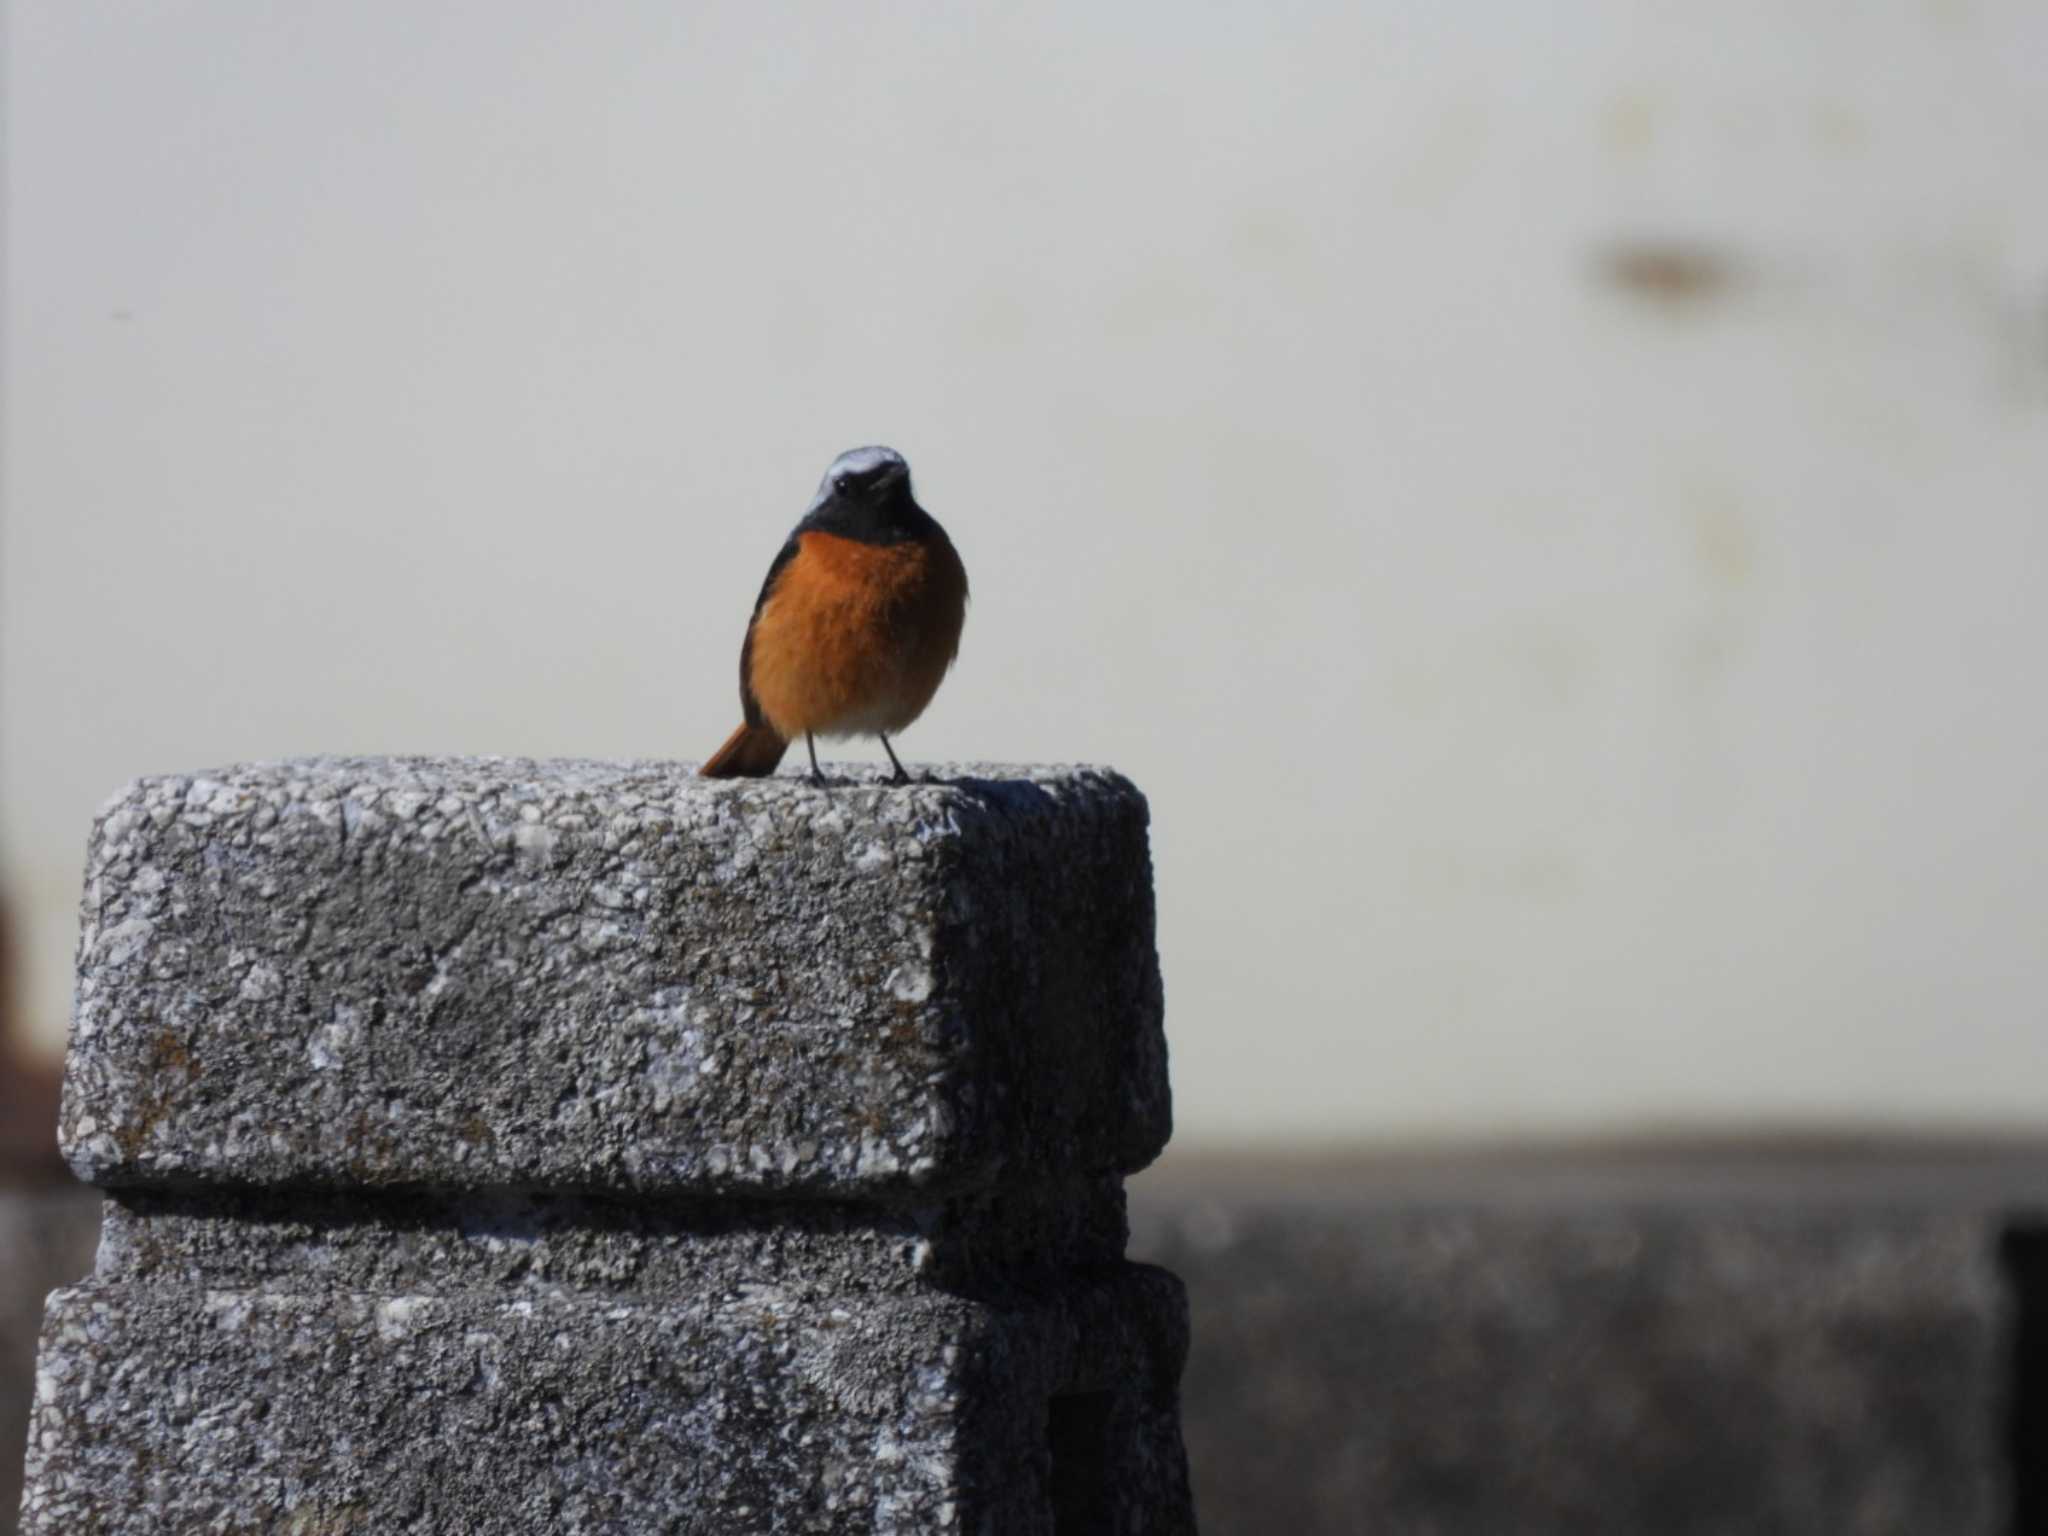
[21,1264,1191,1535]
[1131,1181,2014,1536]
[60,758,1169,1200]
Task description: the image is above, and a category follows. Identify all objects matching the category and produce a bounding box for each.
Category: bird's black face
[799,446,932,544]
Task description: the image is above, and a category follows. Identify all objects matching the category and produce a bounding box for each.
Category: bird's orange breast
[745,530,967,740]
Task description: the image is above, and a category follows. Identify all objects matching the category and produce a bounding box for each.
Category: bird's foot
[878,734,913,786]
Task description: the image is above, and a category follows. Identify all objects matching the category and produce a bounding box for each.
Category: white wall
[7,1,2047,1143]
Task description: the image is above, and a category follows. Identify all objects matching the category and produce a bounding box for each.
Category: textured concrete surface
[1129,1152,2048,1536]
[90,1177,1134,1300]
[22,759,1195,1534]
[23,1265,1190,1534]
[0,1186,99,1536]
[61,758,1168,1198]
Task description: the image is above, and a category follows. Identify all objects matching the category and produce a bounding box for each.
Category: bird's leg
[806,732,826,786]
[878,734,911,785]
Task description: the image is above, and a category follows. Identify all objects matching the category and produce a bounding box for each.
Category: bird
[699,446,968,785]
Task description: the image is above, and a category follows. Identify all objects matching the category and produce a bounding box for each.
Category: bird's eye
[834,475,852,494]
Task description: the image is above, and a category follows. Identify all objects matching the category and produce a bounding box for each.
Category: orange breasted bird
[700,447,968,785]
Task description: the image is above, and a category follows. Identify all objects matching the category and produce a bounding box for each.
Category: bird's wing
[739,535,802,727]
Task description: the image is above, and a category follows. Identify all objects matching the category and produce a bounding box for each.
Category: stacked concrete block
[20,758,1194,1534]
[1132,1173,2025,1535]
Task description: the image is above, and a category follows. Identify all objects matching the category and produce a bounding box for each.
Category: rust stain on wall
[1597,241,1739,306]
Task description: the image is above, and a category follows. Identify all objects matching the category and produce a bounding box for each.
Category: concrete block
[21,1264,1190,1534]
[59,758,1168,1199]
[22,759,1194,1534]
[1132,1174,2016,1536]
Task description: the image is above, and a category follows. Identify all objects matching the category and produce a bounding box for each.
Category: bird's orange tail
[699,722,790,778]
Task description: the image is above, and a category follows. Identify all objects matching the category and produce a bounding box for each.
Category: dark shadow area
[1047,1390,1114,1534]
[2000,1222,2048,1535]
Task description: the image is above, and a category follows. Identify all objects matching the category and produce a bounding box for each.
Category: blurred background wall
[6,1,2048,1145]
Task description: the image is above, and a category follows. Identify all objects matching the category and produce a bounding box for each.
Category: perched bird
[700,446,968,784]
